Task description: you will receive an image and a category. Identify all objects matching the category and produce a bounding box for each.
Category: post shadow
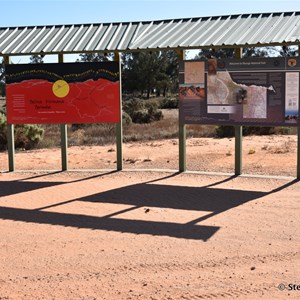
[0,170,119,197]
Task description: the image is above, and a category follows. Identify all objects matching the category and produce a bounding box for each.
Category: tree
[279,45,298,57]
[194,46,298,60]
[195,48,235,60]
[0,59,5,97]
[158,50,179,96]
[122,50,178,98]
[29,54,44,64]
[77,52,113,62]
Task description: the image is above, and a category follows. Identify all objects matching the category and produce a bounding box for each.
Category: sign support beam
[297,45,300,179]
[58,53,68,171]
[234,47,243,175]
[4,56,15,172]
[114,52,123,171]
[298,126,300,179]
[177,50,186,172]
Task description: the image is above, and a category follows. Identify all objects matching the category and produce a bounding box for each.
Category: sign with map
[6,62,120,124]
[179,57,300,126]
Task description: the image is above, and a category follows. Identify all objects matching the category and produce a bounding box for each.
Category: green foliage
[14,124,44,150]
[0,82,5,96]
[215,125,292,138]
[122,111,132,126]
[123,50,178,98]
[29,55,44,64]
[77,53,113,62]
[0,59,5,96]
[159,97,179,109]
[0,112,7,150]
[0,59,4,82]
[193,46,298,60]
[123,98,163,124]
[0,112,44,150]
[215,125,235,138]
[243,126,275,136]
[195,48,235,60]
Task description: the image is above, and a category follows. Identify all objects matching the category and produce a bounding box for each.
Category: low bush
[122,111,132,126]
[0,112,44,150]
[14,124,44,150]
[0,112,7,150]
[215,126,235,138]
[215,125,293,138]
[123,98,163,124]
[159,97,179,109]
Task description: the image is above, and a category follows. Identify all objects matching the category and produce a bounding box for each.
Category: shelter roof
[1,11,300,56]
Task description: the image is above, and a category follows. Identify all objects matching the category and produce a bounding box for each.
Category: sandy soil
[0,135,298,177]
[0,136,299,299]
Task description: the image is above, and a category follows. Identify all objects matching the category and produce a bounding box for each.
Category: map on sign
[179,57,300,126]
[6,62,120,124]
[207,70,275,118]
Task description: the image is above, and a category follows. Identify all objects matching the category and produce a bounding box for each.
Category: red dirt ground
[0,136,299,299]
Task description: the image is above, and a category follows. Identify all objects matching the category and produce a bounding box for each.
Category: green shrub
[123,98,163,124]
[159,97,179,109]
[0,112,7,150]
[215,125,291,138]
[215,125,235,138]
[243,126,275,136]
[14,124,44,150]
[275,127,292,135]
[0,112,44,150]
[122,111,132,126]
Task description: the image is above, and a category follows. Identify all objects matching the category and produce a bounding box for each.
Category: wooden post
[177,50,186,172]
[114,52,123,171]
[58,53,68,171]
[234,47,243,175]
[4,56,15,172]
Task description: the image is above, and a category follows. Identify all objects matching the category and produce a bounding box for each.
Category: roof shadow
[0,176,274,240]
[0,174,296,240]
[0,170,118,197]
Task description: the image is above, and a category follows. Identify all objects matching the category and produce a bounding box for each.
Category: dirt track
[0,170,299,299]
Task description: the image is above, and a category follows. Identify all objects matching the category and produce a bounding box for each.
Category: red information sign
[6,62,120,124]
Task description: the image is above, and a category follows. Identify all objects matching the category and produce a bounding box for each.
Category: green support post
[235,48,243,175]
[60,124,68,171]
[58,53,68,171]
[235,125,242,175]
[116,122,123,171]
[177,50,186,172]
[115,52,123,170]
[179,124,186,172]
[7,124,15,172]
[4,56,15,172]
[297,126,300,179]
[297,45,300,179]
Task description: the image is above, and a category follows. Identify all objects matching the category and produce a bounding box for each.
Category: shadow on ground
[0,173,296,240]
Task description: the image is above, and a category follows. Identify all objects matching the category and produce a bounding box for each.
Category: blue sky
[2,0,300,63]
[2,0,300,27]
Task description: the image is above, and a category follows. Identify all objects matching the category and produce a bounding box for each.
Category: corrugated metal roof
[1,11,300,56]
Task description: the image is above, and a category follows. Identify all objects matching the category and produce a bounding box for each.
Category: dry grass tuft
[269,140,295,154]
[248,149,256,155]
